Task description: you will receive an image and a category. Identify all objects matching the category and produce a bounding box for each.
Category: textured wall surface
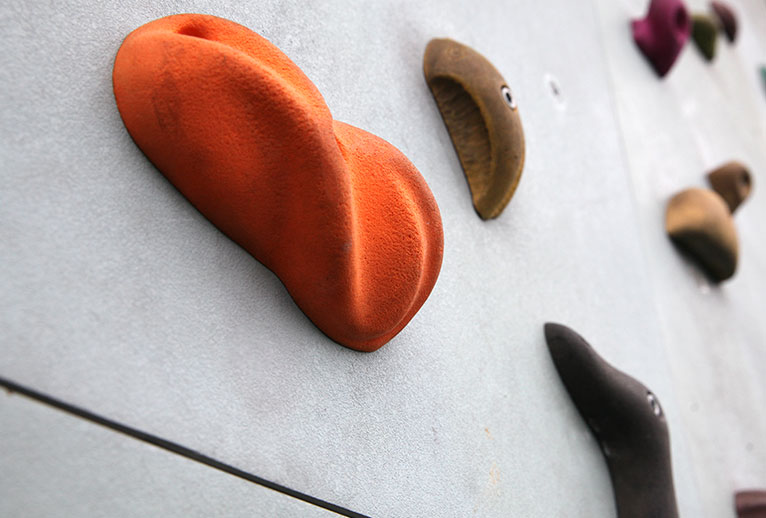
[1,0,765,516]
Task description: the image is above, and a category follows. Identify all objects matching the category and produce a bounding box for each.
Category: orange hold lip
[112,14,444,352]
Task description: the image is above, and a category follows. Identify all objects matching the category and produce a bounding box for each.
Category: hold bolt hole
[647,392,663,417]
[501,85,517,110]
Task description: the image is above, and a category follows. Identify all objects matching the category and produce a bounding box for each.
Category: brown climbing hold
[736,490,766,518]
[545,323,680,518]
[666,188,738,282]
[707,161,752,213]
[423,38,525,220]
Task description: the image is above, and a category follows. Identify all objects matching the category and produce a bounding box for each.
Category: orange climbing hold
[113,14,444,352]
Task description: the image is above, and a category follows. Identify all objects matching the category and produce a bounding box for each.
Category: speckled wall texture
[1,1,765,517]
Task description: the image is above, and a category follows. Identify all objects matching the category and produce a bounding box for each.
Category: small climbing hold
[707,161,752,213]
[711,1,738,43]
[735,490,766,517]
[423,38,525,220]
[735,490,766,518]
[632,0,692,77]
[665,188,738,282]
[691,13,718,61]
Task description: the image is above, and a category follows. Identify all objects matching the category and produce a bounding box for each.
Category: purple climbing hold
[632,0,692,77]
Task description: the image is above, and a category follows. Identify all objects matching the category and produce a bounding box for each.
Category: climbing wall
[595,0,766,515]
[1,0,765,517]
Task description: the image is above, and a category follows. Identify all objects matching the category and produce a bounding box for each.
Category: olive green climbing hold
[691,14,718,61]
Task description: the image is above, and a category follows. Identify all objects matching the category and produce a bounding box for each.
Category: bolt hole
[646,392,663,417]
[501,85,516,110]
[544,73,566,108]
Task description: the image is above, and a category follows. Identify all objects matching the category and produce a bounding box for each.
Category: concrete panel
[0,391,337,518]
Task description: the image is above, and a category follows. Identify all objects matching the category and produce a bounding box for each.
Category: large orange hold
[113,14,444,352]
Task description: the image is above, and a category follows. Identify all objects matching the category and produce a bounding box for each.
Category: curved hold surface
[711,1,738,43]
[691,13,718,61]
[113,14,444,352]
[707,161,752,213]
[544,323,679,518]
[665,188,738,282]
[736,490,766,518]
[423,38,525,220]
[632,0,691,77]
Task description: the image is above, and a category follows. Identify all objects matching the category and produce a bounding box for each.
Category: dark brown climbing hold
[544,323,679,518]
[711,1,738,43]
[707,161,752,213]
[691,13,718,61]
[665,188,738,282]
[736,490,766,518]
[423,38,525,220]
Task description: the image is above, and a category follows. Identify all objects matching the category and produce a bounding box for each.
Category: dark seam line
[0,376,371,518]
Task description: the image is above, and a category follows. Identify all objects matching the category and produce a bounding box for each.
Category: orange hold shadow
[113,14,444,352]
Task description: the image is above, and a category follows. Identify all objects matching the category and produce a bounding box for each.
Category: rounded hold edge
[543,322,584,358]
[542,322,609,399]
[423,38,525,220]
[707,161,752,213]
[543,322,565,342]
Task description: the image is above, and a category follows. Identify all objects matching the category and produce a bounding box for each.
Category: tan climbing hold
[666,188,738,282]
[423,38,525,220]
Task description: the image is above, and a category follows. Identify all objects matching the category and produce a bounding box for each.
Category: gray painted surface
[1,0,764,516]
[594,0,766,516]
[0,392,336,518]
